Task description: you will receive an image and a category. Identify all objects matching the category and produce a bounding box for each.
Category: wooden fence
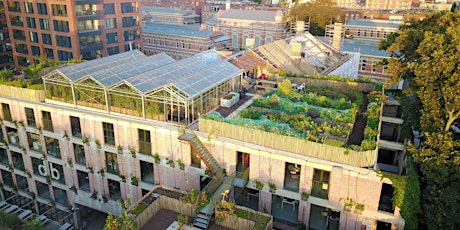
[199,118,376,167]
[218,213,255,230]
[0,85,45,102]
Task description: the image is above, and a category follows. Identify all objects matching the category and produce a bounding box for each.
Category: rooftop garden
[204,79,383,151]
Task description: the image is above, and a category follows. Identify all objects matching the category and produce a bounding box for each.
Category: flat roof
[142,23,213,38]
[346,19,401,29]
[316,37,390,57]
[142,6,190,15]
[215,9,282,22]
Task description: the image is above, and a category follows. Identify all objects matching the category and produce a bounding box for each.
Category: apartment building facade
[206,9,287,49]
[0,51,407,229]
[142,22,230,60]
[3,0,142,68]
[0,1,13,70]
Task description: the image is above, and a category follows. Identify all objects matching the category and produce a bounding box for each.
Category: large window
[2,103,12,121]
[105,152,119,175]
[0,149,8,166]
[138,129,151,155]
[53,187,68,206]
[1,170,13,187]
[121,3,136,13]
[36,181,50,199]
[39,18,49,30]
[104,3,115,15]
[106,32,118,44]
[31,157,45,177]
[107,46,119,56]
[108,179,121,200]
[56,35,71,48]
[312,169,330,199]
[77,170,90,192]
[45,137,61,159]
[25,2,34,13]
[25,107,36,127]
[49,163,64,184]
[16,174,28,191]
[140,160,154,184]
[103,122,115,146]
[57,50,73,61]
[42,111,53,131]
[70,116,82,138]
[74,144,86,165]
[37,3,47,15]
[26,17,36,28]
[122,16,137,27]
[51,4,67,16]
[11,151,24,171]
[53,20,69,32]
[42,33,52,45]
[105,18,117,29]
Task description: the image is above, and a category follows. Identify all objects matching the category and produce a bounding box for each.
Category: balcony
[76,10,98,17]
[79,40,103,52]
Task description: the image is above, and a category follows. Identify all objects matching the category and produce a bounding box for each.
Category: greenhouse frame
[43,50,243,126]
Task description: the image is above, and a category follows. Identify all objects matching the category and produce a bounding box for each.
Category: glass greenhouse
[43,50,243,125]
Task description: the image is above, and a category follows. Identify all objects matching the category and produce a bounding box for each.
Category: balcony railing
[79,40,102,49]
[311,180,329,199]
[76,10,98,16]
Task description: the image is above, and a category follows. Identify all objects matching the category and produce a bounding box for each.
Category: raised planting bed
[220,92,240,108]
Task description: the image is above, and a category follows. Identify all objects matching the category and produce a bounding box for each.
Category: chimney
[332,23,343,51]
[226,0,231,10]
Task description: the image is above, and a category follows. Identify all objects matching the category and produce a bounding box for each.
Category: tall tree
[287,0,343,35]
[380,11,460,229]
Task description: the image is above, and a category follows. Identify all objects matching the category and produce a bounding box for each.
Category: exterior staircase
[179,131,235,229]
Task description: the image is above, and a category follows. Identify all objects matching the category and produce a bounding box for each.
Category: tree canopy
[380,11,460,229]
[287,0,344,35]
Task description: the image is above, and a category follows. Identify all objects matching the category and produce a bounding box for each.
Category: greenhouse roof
[51,49,241,100]
[127,49,241,98]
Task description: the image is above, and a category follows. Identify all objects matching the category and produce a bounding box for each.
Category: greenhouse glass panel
[75,78,106,110]
[108,83,142,117]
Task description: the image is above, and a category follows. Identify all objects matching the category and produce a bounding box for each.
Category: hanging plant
[131,176,139,186]
[153,153,160,164]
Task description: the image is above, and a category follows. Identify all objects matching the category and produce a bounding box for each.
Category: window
[45,48,54,59]
[74,144,86,166]
[45,137,61,159]
[49,163,64,184]
[39,19,50,30]
[37,3,47,15]
[121,3,136,13]
[25,107,36,127]
[103,122,115,146]
[30,45,40,56]
[16,174,28,191]
[108,179,121,200]
[379,183,394,213]
[51,4,67,16]
[2,103,12,121]
[53,187,68,206]
[122,16,137,27]
[265,37,272,44]
[8,1,20,12]
[11,151,24,171]
[123,30,138,41]
[107,46,119,56]
[105,18,117,29]
[311,169,330,199]
[106,152,119,174]
[104,3,115,15]
[42,111,53,132]
[53,20,69,32]
[26,17,36,28]
[1,170,13,187]
[0,149,8,165]
[27,132,41,151]
[76,4,96,16]
[78,20,97,31]
[70,116,82,138]
[31,157,44,177]
[77,170,90,191]
[140,161,154,184]
[36,181,50,199]
[25,2,34,13]
[16,43,28,54]
[57,50,73,61]
[30,32,38,43]
[138,129,151,155]
[106,32,118,44]
[56,35,71,48]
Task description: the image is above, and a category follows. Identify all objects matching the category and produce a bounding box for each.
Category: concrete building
[142,6,200,24]
[141,0,207,22]
[0,50,409,229]
[3,0,142,68]
[206,9,287,49]
[0,1,13,70]
[142,22,230,60]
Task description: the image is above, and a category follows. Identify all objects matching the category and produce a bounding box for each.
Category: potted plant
[131,176,138,186]
[102,194,109,203]
[153,153,160,164]
[24,169,32,178]
[69,185,77,194]
[204,168,211,177]
[98,169,105,177]
[95,139,101,149]
[62,131,70,141]
[117,145,123,153]
[29,191,36,199]
[341,197,354,212]
[301,192,310,201]
[166,158,175,168]
[254,179,264,190]
[129,148,136,158]
[82,136,90,145]
[67,157,73,167]
[119,174,126,183]
[176,159,185,170]
[90,191,98,199]
[268,182,277,193]
[86,166,94,174]
[355,203,365,214]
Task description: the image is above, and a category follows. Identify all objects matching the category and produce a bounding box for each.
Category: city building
[142,22,230,60]
[141,0,206,22]
[0,1,13,70]
[206,9,287,49]
[0,49,409,229]
[142,6,200,25]
[3,0,142,68]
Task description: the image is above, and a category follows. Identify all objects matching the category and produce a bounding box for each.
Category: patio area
[140,209,232,230]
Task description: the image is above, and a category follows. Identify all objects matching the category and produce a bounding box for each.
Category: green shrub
[131,203,147,215]
[0,211,21,229]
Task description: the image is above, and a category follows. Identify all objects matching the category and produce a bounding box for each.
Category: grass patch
[131,203,147,216]
[235,209,271,230]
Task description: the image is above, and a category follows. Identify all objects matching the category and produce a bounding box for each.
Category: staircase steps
[193,213,211,229]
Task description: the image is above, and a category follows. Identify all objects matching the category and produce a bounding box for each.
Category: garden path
[347,92,369,146]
